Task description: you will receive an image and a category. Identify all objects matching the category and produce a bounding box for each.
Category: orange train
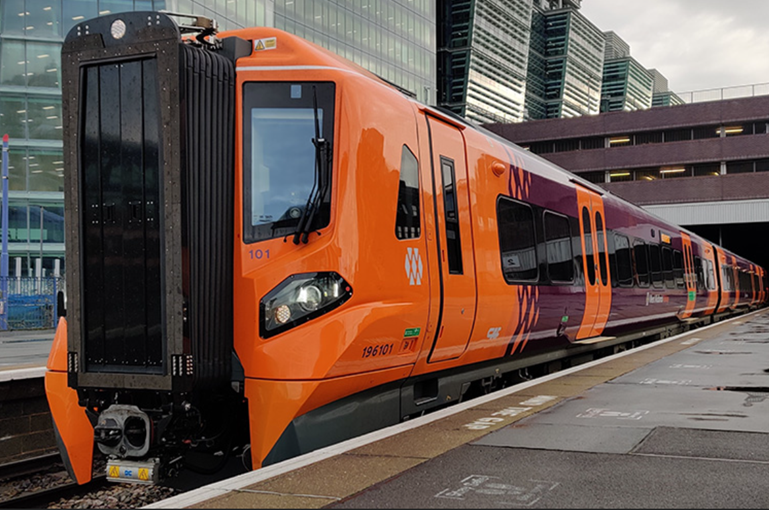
[46,11,767,485]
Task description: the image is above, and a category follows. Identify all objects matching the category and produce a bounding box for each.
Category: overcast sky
[579,0,769,94]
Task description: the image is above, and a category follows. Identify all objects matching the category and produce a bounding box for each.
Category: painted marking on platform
[519,395,557,406]
[435,475,559,506]
[681,337,702,345]
[669,363,712,370]
[463,396,556,430]
[639,378,692,386]
[464,407,531,430]
[577,408,649,420]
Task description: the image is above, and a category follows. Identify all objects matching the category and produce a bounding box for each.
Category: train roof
[217,26,761,271]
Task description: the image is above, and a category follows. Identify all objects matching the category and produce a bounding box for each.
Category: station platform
[150,308,769,509]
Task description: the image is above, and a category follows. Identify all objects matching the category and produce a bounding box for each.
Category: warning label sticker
[254,37,277,51]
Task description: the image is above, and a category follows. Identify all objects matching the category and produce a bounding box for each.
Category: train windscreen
[242,82,335,243]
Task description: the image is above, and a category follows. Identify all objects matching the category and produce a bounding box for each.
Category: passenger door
[424,115,477,362]
[575,186,611,340]
[679,232,697,319]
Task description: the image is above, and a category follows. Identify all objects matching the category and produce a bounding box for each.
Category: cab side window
[395,145,421,240]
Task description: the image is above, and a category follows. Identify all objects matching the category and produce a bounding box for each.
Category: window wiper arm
[300,138,330,244]
[293,86,329,245]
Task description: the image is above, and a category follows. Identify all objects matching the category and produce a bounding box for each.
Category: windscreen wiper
[293,86,330,244]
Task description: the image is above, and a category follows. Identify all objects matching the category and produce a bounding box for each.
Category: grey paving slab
[329,446,769,508]
[474,423,652,454]
[608,347,769,388]
[634,426,769,461]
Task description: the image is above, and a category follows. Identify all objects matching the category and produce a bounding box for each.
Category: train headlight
[261,272,352,338]
[274,304,292,324]
[297,285,323,311]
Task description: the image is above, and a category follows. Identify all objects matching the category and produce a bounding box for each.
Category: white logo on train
[405,247,423,285]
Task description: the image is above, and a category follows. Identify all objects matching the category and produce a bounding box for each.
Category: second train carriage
[45,12,768,485]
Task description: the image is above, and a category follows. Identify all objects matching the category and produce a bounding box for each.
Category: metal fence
[0,276,62,330]
[677,82,769,104]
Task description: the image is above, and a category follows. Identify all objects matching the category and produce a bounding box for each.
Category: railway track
[0,452,105,509]
[0,452,178,509]
[0,475,109,509]
[0,453,62,482]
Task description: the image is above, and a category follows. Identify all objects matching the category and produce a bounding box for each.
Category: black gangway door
[80,56,164,375]
[62,12,236,392]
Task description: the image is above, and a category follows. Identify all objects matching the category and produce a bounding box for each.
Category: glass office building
[0,0,435,279]
[652,90,685,107]
[525,5,604,119]
[273,0,435,104]
[601,56,653,112]
[437,0,534,124]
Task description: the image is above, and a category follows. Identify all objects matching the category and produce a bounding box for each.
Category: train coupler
[106,458,162,484]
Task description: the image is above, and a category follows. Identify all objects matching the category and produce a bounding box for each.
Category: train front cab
[227,27,451,469]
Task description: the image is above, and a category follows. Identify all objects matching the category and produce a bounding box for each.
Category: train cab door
[424,114,477,362]
[575,185,611,340]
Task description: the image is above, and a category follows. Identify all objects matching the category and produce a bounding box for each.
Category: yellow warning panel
[108,465,120,478]
[138,468,149,481]
[253,37,277,52]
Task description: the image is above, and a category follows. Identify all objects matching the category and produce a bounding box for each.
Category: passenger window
[649,243,663,287]
[705,259,716,290]
[497,197,537,282]
[544,211,573,283]
[722,265,732,291]
[673,249,684,288]
[581,207,595,285]
[614,233,633,287]
[440,157,462,274]
[633,240,650,287]
[694,256,704,291]
[662,247,674,288]
[395,145,421,240]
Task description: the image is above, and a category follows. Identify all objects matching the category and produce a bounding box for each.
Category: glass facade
[652,90,685,107]
[274,0,435,104]
[0,0,177,278]
[601,56,653,112]
[0,0,435,279]
[525,6,603,120]
[438,0,533,124]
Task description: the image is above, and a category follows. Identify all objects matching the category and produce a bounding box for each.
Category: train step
[573,335,617,345]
